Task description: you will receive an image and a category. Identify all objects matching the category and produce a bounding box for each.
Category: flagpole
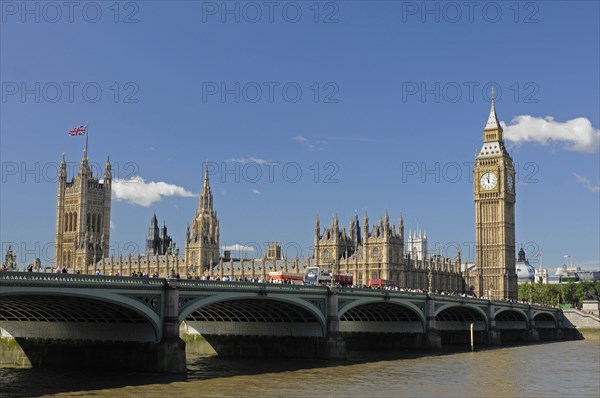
[85,121,89,156]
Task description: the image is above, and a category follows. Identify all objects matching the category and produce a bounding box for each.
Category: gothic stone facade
[146,214,172,256]
[55,151,111,272]
[314,213,465,292]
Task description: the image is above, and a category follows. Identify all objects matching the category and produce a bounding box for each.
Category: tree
[518,281,600,307]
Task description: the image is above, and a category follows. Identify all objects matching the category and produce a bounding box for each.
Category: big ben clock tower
[474,89,517,300]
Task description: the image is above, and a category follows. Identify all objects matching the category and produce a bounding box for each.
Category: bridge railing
[428,292,560,312]
[176,279,326,293]
[0,271,166,289]
[336,287,427,299]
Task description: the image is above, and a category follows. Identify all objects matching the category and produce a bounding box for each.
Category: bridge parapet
[0,272,165,290]
[176,279,325,294]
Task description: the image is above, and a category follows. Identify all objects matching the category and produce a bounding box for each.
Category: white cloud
[110,220,116,230]
[109,176,195,207]
[292,135,326,151]
[292,135,308,143]
[573,173,600,193]
[252,188,261,195]
[226,157,273,165]
[503,115,600,153]
[222,244,256,252]
[322,135,376,143]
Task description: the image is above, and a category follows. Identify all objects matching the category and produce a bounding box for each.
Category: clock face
[507,173,514,191]
[480,172,497,190]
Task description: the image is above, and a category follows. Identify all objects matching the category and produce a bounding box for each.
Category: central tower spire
[484,86,503,143]
[186,160,220,274]
[199,161,213,211]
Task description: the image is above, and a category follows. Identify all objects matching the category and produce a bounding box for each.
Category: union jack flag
[68,124,87,136]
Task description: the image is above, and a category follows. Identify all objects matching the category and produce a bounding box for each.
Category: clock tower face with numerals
[473,90,517,300]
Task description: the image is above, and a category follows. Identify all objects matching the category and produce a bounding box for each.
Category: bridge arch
[434,303,488,331]
[338,298,425,333]
[494,308,529,330]
[533,311,558,328]
[0,291,163,342]
[180,294,327,337]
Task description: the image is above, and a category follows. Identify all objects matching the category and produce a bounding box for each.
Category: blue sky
[1,1,599,271]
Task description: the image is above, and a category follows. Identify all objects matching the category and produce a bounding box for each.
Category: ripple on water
[1,340,598,398]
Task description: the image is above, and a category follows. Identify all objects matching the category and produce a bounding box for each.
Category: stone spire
[199,161,213,212]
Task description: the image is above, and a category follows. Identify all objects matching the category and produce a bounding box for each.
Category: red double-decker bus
[334,274,353,287]
[268,271,305,285]
[369,278,398,289]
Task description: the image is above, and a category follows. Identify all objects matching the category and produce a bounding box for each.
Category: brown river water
[1,336,599,398]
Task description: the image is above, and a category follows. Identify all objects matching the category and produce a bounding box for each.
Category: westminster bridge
[0,272,571,373]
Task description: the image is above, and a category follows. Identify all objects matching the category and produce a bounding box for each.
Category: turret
[101,156,112,260]
[383,210,389,238]
[79,147,91,177]
[161,222,168,239]
[59,153,67,182]
[398,213,404,243]
[350,212,361,247]
[103,156,112,185]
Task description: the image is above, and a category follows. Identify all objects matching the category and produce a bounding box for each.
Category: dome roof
[516,260,535,280]
[555,265,568,276]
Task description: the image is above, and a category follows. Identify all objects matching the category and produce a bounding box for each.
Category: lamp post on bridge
[167,242,179,279]
[427,267,433,294]
[330,260,337,288]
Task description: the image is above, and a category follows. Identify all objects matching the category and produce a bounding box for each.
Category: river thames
[1,337,599,398]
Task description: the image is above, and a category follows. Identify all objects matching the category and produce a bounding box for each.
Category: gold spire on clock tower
[473,88,518,300]
[484,87,503,142]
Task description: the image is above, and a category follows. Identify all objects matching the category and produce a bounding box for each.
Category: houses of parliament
[54,97,517,299]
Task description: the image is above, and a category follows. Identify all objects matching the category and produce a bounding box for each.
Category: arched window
[372,247,380,261]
